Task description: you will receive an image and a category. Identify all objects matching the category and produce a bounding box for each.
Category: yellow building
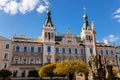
[0,10,117,77]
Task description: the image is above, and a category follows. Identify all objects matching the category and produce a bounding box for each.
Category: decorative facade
[0,9,117,77]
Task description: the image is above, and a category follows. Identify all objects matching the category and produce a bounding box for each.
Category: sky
[0,0,120,45]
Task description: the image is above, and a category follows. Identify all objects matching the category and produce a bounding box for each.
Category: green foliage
[0,69,12,79]
[28,70,39,77]
[112,68,119,76]
[39,63,56,78]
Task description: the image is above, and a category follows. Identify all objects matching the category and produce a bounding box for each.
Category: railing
[12,52,43,56]
[11,63,42,66]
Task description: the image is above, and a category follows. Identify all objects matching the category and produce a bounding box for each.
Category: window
[81,49,84,54]
[4,53,8,59]
[119,57,120,62]
[75,48,77,54]
[31,47,34,53]
[90,48,93,54]
[47,46,51,52]
[38,47,41,53]
[3,63,7,68]
[48,32,50,40]
[55,58,59,62]
[6,44,9,49]
[30,58,34,64]
[62,58,65,62]
[23,59,26,64]
[16,46,20,52]
[69,48,71,54]
[23,46,27,52]
[62,48,65,54]
[111,50,113,55]
[56,48,59,53]
[100,50,103,55]
[106,50,108,55]
[15,58,18,64]
[21,71,25,77]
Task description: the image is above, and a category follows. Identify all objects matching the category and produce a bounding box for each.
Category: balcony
[3,58,8,61]
[12,52,43,57]
[11,63,42,66]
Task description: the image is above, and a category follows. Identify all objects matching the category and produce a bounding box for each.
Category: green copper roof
[45,9,53,27]
[82,8,90,30]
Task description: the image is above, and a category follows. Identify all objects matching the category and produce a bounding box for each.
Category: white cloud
[112,8,120,23]
[0,0,50,15]
[114,15,120,18]
[19,0,39,14]
[43,0,50,5]
[0,0,8,7]
[3,1,18,15]
[36,5,48,13]
[36,0,49,13]
[113,8,120,14]
[103,34,119,42]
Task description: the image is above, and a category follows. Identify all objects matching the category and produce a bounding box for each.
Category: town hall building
[0,9,117,77]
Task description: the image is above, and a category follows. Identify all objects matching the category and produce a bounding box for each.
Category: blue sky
[0,0,120,45]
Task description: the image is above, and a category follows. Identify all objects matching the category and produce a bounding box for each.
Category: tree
[112,68,119,76]
[0,69,12,80]
[28,70,39,77]
[38,63,56,80]
[54,60,89,80]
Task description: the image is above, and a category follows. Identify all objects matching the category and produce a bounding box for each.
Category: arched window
[69,48,71,54]
[111,50,113,55]
[89,35,91,40]
[100,50,103,55]
[106,50,108,55]
[48,32,50,40]
[6,44,9,49]
[90,48,93,54]
[4,53,8,59]
[47,46,51,52]
[31,47,34,53]
[38,47,41,53]
[23,46,27,52]
[62,48,65,54]
[56,48,59,53]
[81,49,84,54]
[16,46,20,52]
[75,48,77,54]
[3,63,7,68]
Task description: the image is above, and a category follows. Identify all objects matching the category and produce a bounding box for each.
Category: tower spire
[84,7,86,14]
[45,9,53,27]
[82,8,89,30]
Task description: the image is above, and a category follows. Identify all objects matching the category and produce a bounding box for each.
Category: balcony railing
[12,52,43,56]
